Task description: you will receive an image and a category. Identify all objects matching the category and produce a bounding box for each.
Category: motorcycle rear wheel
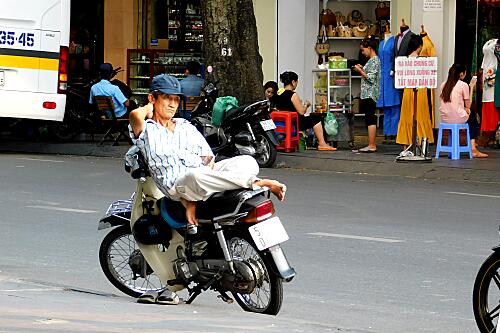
[473,251,500,333]
[254,133,277,168]
[99,225,165,298]
[227,233,283,315]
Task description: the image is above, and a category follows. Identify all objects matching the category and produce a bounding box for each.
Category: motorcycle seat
[225,105,248,119]
[158,189,250,228]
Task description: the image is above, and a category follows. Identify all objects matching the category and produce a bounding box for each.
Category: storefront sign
[394,57,438,89]
[423,0,443,11]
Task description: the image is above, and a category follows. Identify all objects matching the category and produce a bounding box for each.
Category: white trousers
[168,155,260,201]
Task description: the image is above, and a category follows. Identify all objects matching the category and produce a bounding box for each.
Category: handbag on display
[327,25,336,37]
[336,22,352,38]
[335,11,346,25]
[347,10,363,27]
[320,9,337,27]
[352,23,368,37]
[315,26,330,55]
[375,2,390,21]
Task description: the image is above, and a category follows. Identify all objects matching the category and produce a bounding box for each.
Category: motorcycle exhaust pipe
[268,245,296,282]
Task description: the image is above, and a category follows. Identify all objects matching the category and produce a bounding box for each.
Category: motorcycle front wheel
[473,251,500,333]
[254,133,277,168]
[99,225,165,298]
[227,233,283,315]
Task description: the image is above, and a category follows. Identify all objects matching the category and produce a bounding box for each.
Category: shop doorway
[69,0,104,83]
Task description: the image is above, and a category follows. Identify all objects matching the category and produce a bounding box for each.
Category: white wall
[254,0,277,84]
[277,0,318,101]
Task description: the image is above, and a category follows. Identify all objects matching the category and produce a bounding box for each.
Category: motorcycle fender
[263,129,280,146]
[267,244,296,282]
[98,215,131,230]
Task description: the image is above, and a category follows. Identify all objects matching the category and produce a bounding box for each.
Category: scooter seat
[158,189,250,228]
[197,189,249,218]
[225,105,247,119]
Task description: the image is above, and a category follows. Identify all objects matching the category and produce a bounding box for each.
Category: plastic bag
[212,96,238,126]
[324,111,338,136]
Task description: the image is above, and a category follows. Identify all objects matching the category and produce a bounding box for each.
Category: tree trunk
[201,0,264,105]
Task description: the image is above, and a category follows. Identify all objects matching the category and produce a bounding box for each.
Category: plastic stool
[271,111,300,152]
[435,123,472,160]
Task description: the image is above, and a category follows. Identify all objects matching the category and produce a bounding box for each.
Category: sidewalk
[0,137,498,183]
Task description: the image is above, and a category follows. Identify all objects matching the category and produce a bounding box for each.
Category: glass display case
[127,49,202,105]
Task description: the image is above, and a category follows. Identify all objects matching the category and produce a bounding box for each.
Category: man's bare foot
[254,179,287,201]
[180,198,198,225]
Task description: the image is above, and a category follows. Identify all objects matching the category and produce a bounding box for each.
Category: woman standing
[275,71,336,151]
[439,64,487,158]
[353,35,381,152]
[396,35,434,153]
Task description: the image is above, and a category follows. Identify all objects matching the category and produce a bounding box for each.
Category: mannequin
[394,19,417,59]
[419,25,437,127]
[377,24,401,139]
[494,38,500,108]
[481,38,499,132]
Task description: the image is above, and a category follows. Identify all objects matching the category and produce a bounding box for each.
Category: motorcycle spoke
[493,272,500,291]
[488,303,500,320]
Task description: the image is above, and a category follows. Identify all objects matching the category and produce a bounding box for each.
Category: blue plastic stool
[435,123,472,160]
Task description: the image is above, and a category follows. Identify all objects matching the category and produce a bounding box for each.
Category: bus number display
[0,31,35,47]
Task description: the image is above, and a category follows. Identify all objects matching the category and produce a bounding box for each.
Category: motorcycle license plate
[260,119,276,131]
[249,217,289,251]
[0,71,4,87]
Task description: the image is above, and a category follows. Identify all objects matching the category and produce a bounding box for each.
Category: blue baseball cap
[150,74,184,96]
[99,63,113,73]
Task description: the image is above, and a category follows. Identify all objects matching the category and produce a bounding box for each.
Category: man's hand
[201,155,214,169]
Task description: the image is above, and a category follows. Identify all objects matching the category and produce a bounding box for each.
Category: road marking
[16,157,65,163]
[26,205,98,214]
[0,287,61,292]
[308,232,405,243]
[445,191,500,199]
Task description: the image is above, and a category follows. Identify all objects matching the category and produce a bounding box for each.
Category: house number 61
[221,47,233,57]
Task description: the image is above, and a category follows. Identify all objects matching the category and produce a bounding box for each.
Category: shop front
[273,0,458,142]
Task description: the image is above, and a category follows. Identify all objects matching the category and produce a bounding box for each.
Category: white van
[0,0,70,122]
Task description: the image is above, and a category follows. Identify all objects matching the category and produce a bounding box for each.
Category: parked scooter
[98,150,295,315]
[185,67,279,168]
[473,225,500,333]
[51,67,134,141]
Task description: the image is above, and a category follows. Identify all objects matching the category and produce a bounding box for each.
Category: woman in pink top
[439,64,487,158]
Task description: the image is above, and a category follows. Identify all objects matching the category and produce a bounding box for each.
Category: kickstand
[186,272,222,304]
[216,289,234,304]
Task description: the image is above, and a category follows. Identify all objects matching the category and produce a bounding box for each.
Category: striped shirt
[130,118,213,195]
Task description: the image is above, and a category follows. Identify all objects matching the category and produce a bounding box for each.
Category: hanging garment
[419,32,437,127]
[377,35,401,136]
[382,105,400,136]
[377,35,400,107]
[396,88,434,145]
[481,39,499,131]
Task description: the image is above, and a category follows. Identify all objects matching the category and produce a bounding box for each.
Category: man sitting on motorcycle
[89,63,130,118]
[129,74,286,225]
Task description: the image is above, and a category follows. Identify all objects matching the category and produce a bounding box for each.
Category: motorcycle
[473,225,500,333]
[185,69,279,168]
[98,150,295,315]
[51,67,135,141]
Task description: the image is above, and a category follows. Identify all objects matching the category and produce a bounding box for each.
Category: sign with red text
[395,57,438,89]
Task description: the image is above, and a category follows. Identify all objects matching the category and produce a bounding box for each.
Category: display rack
[167,0,203,51]
[127,49,202,104]
[312,68,352,112]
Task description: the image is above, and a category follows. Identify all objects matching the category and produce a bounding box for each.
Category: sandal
[155,291,180,305]
[317,146,337,151]
[358,146,377,153]
[137,291,158,304]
